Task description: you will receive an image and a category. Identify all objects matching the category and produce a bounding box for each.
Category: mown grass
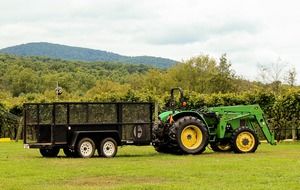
[0,142,300,190]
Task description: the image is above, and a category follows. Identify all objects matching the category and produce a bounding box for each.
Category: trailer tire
[77,138,96,158]
[171,116,209,154]
[39,147,60,157]
[99,138,118,158]
[63,148,78,157]
[231,127,259,153]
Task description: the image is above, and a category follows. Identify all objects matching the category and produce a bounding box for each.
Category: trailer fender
[70,130,120,149]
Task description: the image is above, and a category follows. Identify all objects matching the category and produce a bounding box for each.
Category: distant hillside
[0,54,153,96]
[0,42,177,68]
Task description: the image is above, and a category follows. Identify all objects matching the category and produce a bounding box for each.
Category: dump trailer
[152,88,275,154]
[23,102,153,158]
[23,88,275,158]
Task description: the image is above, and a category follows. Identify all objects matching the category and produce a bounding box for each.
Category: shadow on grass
[116,153,160,158]
[33,150,234,159]
[33,153,160,159]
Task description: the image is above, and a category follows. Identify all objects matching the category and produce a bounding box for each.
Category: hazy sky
[0,0,299,82]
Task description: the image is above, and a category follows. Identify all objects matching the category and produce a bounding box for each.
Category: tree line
[0,53,299,140]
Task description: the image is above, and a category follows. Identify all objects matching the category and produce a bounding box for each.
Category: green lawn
[0,142,299,190]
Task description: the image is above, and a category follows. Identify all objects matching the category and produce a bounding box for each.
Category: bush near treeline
[1,88,300,140]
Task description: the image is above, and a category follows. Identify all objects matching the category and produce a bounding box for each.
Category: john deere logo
[133,125,143,139]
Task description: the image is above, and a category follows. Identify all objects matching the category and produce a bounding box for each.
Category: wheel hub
[80,142,93,156]
[103,141,115,156]
[242,138,249,146]
[180,125,202,150]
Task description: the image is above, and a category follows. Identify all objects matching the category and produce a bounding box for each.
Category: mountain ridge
[0,42,177,68]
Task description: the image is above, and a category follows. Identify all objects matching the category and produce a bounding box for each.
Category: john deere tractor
[152,87,275,154]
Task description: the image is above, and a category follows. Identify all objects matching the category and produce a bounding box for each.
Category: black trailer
[23,102,154,158]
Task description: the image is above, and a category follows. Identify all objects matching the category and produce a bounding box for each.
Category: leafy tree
[285,67,297,87]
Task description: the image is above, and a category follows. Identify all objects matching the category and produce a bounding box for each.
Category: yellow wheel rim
[180,125,202,150]
[218,144,231,151]
[236,131,255,152]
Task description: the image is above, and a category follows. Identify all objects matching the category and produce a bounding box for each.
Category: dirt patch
[65,175,165,188]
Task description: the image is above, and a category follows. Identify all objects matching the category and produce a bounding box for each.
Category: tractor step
[209,138,216,142]
[208,126,216,142]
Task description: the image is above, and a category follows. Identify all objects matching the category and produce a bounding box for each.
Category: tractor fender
[172,111,209,129]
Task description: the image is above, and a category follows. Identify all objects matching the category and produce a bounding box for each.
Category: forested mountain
[0,42,177,68]
[0,53,254,99]
[0,54,153,97]
[0,52,265,104]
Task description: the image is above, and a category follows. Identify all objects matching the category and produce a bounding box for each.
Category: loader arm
[209,104,276,145]
[252,112,276,145]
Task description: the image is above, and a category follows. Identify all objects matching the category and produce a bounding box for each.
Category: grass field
[0,142,300,190]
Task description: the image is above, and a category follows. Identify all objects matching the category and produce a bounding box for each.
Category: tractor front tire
[171,116,209,154]
[231,127,259,153]
[40,147,60,157]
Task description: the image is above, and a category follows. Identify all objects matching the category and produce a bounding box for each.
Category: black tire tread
[169,116,209,154]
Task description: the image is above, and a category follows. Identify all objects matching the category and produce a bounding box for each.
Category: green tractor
[152,87,276,154]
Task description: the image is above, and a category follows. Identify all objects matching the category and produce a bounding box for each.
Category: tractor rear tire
[40,147,60,157]
[170,116,209,154]
[210,140,232,152]
[231,127,259,153]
